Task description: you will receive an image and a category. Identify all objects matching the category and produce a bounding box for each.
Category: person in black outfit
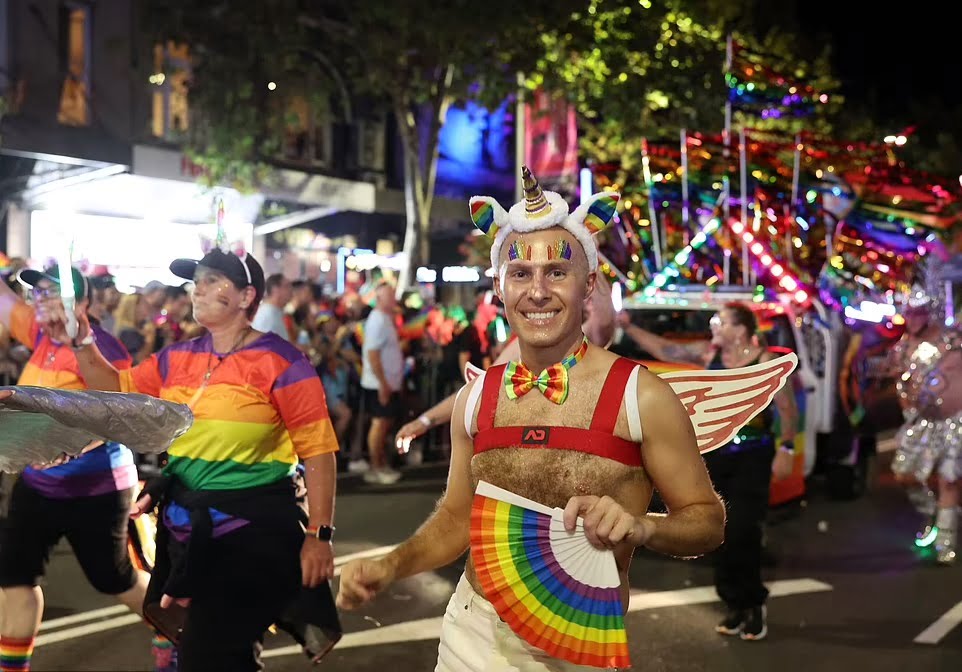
[617,302,799,641]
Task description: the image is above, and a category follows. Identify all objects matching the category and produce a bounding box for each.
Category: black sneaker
[715,609,747,635]
[739,605,768,641]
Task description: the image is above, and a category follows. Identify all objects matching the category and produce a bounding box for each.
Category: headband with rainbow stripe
[469,166,620,272]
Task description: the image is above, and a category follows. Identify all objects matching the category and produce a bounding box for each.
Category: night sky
[797,4,962,125]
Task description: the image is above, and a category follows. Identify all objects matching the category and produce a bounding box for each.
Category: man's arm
[384,383,475,579]
[338,382,476,609]
[620,320,708,365]
[636,370,725,556]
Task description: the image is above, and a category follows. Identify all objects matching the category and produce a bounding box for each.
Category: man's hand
[396,417,429,452]
[336,558,396,610]
[378,383,391,406]
[130,493,153,519]
[563,495,654,550]
[36,299,91,345]
[772,450,795,481]
[0,390,13,403]
[301,537,334,587]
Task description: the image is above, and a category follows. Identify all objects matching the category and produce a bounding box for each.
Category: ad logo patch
[520,427,550,445]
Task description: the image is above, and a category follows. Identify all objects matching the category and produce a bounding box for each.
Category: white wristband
[418,414,432,428]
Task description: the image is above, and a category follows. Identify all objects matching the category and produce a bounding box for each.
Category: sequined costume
[891,330,962,484]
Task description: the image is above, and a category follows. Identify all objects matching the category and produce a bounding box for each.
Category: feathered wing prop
[654,353,797,452]
[0,386,194,472]
[464,354,798,453]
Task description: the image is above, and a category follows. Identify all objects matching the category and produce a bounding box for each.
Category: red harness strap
[472,359,642,467]
[590,357,639,433]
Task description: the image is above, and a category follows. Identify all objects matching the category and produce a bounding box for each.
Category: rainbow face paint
[507,239,531,261]
[548,239,573,261]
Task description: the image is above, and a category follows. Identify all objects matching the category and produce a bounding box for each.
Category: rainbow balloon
[470,481,631,669]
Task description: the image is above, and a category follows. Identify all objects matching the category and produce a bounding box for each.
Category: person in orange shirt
[0,266,149,672]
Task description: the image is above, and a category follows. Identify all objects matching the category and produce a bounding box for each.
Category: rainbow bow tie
[504,337,588,405]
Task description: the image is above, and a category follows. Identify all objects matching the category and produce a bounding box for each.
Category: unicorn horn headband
[469,166,620,272]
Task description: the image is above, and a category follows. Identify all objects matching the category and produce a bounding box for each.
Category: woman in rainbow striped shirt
[44,249,339,672]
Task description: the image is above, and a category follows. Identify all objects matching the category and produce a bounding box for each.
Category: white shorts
[435,574,620,672]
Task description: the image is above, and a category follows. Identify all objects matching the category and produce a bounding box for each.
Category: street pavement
[18,452,962,672]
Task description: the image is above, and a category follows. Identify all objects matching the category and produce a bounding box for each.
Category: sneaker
[715,609,747,636]
[362,469,401,485]
[739,605,767,641]
[347,459,371,474]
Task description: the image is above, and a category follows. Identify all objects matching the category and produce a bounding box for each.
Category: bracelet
[71,333,95,351]
[778,441,795,455]
[418,414,432,428]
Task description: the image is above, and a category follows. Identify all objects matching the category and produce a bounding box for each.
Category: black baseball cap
[169,249,265,302]
[16,266,89,302]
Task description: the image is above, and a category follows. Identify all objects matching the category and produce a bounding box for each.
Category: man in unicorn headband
[338,167,797,671]
[892,254,962,564]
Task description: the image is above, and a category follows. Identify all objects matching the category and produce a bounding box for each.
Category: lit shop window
[277,93,332,168]
[151,42,190,139]
[57,3,91,126]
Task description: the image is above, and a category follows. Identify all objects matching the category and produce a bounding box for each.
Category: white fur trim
[489,189,599,270]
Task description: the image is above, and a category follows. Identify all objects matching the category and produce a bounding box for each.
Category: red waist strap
[473,426,642,467]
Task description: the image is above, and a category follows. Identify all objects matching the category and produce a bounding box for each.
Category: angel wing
[658,353,798,453]
[465,361,484,383]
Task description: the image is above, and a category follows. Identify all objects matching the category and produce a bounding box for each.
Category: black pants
[147,516,303,672]
[704,440,775,610]
[0,479,136,594]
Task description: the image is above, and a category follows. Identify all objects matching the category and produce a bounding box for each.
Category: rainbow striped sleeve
[91,325,132,370]
[9,302,40,349]
[119,352,164,396]
[271,355,339,460]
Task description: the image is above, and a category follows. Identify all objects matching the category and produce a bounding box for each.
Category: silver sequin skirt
[892,414,962,483]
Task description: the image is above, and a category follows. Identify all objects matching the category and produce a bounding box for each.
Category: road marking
[334,545,398,577]
[914,600,962,644]
[27,544,401,648]
[263,577,833,659]
[39,604,131,631]
[35,614,143,648]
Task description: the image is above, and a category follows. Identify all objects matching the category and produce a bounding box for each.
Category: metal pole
[515,71,526,203]
[680,128,690,245]
[722,34,733,285]
[739,127,749,286]
[789,134,801,264]
[640,139,663,271]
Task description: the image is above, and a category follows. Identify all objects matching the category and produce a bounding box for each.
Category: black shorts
[0,479,137,595]
[362,387,401,419]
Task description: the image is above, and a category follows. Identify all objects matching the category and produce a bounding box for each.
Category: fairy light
[728,219,811,305]
[643,216,721,295]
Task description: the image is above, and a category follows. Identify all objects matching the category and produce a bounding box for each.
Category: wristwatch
[778,440,795,456]
[305,524,335,542]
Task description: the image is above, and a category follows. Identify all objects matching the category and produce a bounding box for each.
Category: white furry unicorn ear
[568,192,621,235]
[469,197,509,238]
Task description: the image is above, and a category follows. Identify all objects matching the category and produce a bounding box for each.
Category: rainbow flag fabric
[470,481,631,669]
[120,331,338,491]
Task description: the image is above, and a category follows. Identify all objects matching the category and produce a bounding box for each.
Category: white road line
[263,577,833,659]
[914,600,962,644]
[26,544,400,648]
[333,545,398,576]
[39,604,131,631]
[35,614,143,648]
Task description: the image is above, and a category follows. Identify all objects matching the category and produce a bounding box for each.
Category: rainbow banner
[470,481,631,669]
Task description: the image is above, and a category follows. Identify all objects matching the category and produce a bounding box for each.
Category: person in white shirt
[252,274,293,341]
[359,282,405,484]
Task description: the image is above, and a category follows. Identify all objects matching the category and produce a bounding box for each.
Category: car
[615,284,898,503]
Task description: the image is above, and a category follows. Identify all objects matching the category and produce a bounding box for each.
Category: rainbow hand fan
[470,480,631,669]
